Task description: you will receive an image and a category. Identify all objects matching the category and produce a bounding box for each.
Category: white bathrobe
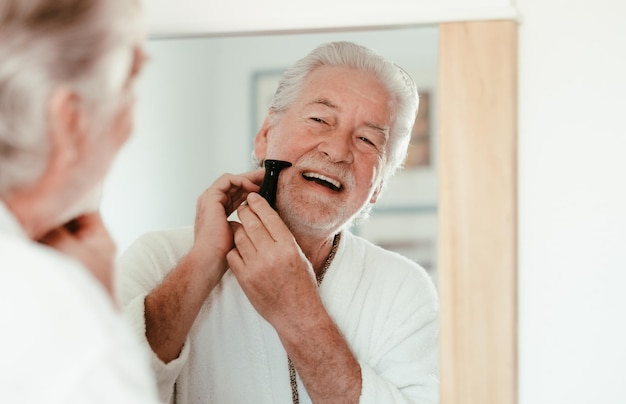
[116,227,439,404]
[0,202,159,403]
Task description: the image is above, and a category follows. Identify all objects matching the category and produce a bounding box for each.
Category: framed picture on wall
[405,90,432,169]
[354,207,438,284]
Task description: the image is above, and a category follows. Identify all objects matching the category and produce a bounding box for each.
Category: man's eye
[359,136,376,147]
[310,117,326,124]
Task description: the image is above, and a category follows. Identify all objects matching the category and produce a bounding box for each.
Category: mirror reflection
[101,26,439,284]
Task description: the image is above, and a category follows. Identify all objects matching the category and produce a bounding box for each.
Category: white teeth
[303,172,342,189]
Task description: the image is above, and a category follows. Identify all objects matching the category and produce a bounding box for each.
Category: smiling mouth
[302,172,342,191]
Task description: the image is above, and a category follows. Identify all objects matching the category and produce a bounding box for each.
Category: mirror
[101,25,440,284]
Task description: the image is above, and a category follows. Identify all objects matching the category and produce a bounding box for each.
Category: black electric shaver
[258,159,292,210]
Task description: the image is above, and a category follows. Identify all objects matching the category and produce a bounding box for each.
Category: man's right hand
[38,212,116,297]
[188,169,264,277]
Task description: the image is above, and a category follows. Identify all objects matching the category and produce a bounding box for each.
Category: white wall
[517,0,626,403]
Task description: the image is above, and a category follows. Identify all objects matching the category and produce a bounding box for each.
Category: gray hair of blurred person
[265,41,419,184]
[0,0,143,195]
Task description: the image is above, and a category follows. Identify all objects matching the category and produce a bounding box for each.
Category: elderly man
[0,0,158,402]
[117,41,438,404]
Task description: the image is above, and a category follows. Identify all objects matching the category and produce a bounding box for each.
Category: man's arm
[116,171,263,400]
[134,171,265,362]
[227,193,362,403]
[143,248,225,362]
[278,297,363,403]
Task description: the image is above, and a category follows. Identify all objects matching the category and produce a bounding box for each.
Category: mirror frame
[438,20,517,404]
[145,18,519,404]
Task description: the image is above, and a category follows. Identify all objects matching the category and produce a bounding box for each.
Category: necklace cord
[288,232,341,404]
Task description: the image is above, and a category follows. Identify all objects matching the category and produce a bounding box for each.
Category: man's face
[254,65,392,236]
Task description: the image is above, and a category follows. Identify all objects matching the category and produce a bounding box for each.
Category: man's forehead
[305,98,337,109]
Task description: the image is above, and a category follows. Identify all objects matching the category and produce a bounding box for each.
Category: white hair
[267,41,420,183]
[0,0,143,195]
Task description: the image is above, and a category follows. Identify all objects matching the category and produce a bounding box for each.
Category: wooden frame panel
[438,20,518,404]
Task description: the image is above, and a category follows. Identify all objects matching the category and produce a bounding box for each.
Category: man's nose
[317,131,354,164]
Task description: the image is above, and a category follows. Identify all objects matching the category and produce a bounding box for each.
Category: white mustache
[294,155,355,190]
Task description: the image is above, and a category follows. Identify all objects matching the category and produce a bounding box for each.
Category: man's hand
[38,212,116,297]
[189,169,264,274]
[227,192,319,329]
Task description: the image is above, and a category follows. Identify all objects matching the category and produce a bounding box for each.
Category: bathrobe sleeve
[114,227,195,404]
[358,273,439,404]
[322,233,439,404]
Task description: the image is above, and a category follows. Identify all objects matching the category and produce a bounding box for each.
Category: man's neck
[294,232,340,275]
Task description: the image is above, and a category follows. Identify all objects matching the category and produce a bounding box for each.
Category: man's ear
[47,87,84,166]
[253,114,273,162]
[369,179,385,204]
